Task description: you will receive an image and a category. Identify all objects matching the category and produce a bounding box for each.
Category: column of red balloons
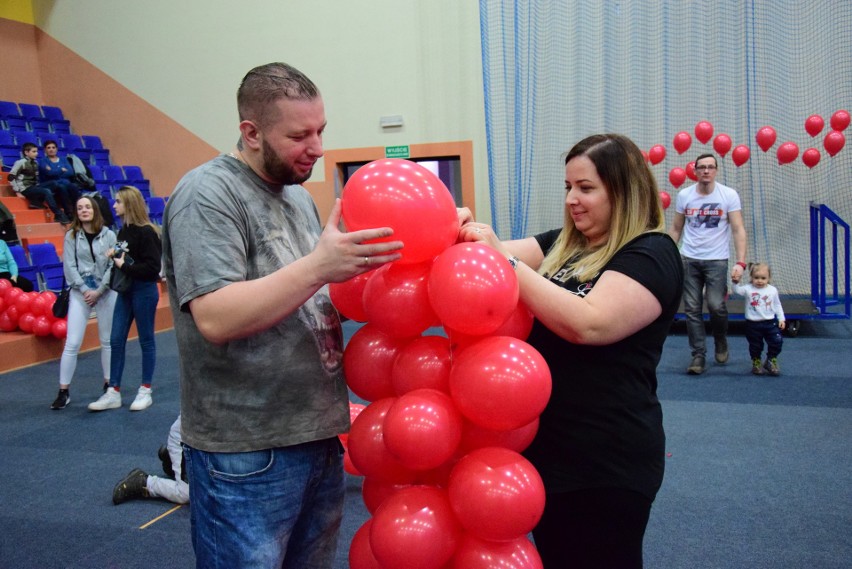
[336,159,546,569]
[0,281,66,339]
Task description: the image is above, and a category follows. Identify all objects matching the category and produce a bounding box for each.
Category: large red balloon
[362,476,412,515]
[347,398,417,484]
[51,319,67,339]
[30,294,49,318]
[15,291,36,315]
[458,417,539,454]
[0,311,16,332]
[4,304,20,324]
[343,323,410,402]
[363,261,437,338]
[648,144,666,165]
[33,315,52,337]
[672,131,692,154]
[451,534,543,569]
[429,243,519,336]
[445,299,535,350]
[685,161,697,181]
[383,388,463,470]
[392,335,452,395]
[329,272,371,322]
[659,191,672,210]
[731,144,751,167]
[449,336,551,431]
[18,312,37,334]
[448,447,545,542]
[0,296,5,314]
[713,134,732,157]
[4,286,23,305]
[756,126,777,152]
[0,279,12,292]
[805,114,825,137]
[339,402,367,446]
[830,109,850,132]
[694,121,714,144]
[802,148,821,169]
[777,141,799,165]
[341,159,459,265]
[824,130,846,157]
[668,168,686,188]
[349,520,382,569]
[370,486,463,569]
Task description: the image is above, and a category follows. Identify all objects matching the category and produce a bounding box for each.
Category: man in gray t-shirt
[162,62,402,569]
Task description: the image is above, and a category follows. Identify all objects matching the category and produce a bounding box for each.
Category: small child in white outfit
[732,263,785,375]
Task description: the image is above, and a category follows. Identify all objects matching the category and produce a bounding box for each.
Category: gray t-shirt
[162,154,349,452]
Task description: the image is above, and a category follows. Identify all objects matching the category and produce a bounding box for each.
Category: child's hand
[779,321,786,330]
[731,274,741,284]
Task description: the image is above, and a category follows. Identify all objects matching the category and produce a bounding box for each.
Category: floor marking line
[139,504,182,529]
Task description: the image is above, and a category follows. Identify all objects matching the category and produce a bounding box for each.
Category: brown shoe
[714,336,729,364]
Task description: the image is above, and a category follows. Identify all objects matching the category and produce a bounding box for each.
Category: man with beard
[162,62,403,569]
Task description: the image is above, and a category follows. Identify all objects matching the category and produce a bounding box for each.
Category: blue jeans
[745,319,784,359]
[682,257,729,357]
[185,438,344,569]
[109,280,159,387]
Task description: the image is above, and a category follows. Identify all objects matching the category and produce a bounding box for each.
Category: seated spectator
[0,239,35,292]
[38,140,79,217]
[9,143,71,224]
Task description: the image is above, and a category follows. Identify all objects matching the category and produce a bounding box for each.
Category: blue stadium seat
[0,129,17,150]
[8,244,39,286]
[18,104,51,134]
[82,135,110,165]
[122,165,150,193]
[27,243,65,291]
[41,105,71,134]
[12,130,40,147]
[0,101,25,130]
[146,196,166,225]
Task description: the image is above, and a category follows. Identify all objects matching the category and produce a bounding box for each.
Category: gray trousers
[682,257,729,357]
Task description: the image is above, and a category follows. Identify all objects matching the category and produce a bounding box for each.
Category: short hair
[70,195,105,237]
[694,153,718,167]
[43,140,58,149]
[22,142,37,153]
[539,133,664,281]
[750,262,771,279]
[237,62,319,128]
[114,185,159,234]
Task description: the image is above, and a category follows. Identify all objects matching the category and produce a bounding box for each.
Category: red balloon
[640,150,649,163]
[830,109,850,132]
[383,389,463,471]
[349,520,382,569]
[370,486,463,569]
[343,323,410,402]
[363,261,437,338]
[33,315,52,337]
[824,130,846,157]
[713,134,732,157]
[330,272,371,323]
[40,290,57,304]
[668,168,686,188]
[685,161,697,181]
[342,159,460,265]
[659,191,672,210]
[802,148,821,169]
[451,534,543,569]
[428,243,519,336]
[348,398,417,484]
[0,311,16,332]
[340,402,367,446]
[4,304,20,324]
[756,126,777,152]
[448,447,545,542]
[0,279,12,293]
[362,476,412,515]
[15,291,36,315]
[29,294,49,317]
[343,448,362,476]
[694,121,714,144]
[446,299,535,350]
[805,114,825,137]
[731,144,751,167]
[18,312,37,333]
[648,144,666,165]
[777,141,799,165]
[459,417,539,454]
[449,336,551,431]
[672,131,692,154]
[392,335,452,395]
[0,296,5,314]
[4,286,23,305]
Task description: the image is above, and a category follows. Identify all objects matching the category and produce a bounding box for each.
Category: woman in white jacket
[50,195,118,410]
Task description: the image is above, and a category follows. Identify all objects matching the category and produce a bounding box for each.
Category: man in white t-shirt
[669,153,747,375]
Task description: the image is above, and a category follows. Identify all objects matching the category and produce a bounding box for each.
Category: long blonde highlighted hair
[539,134,665,282]
[115,185,159,235]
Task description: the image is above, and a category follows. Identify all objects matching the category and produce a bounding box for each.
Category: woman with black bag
[51,195,117,410]
[88,186,162,413]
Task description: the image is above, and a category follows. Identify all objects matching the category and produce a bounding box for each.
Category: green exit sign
[385,145,410,159]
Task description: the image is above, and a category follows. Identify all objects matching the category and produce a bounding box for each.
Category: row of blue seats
[8,243,64,292]
[0,101,71,135]
[0,129,111,168]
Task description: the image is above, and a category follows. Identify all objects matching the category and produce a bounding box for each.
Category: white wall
[33,0,490,217]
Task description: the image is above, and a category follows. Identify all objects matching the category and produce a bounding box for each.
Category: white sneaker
[89,387,122,411]
[129,386,153,411]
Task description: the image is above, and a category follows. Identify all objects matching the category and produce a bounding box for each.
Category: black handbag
[109,265,132,293]
[52,281,70,318]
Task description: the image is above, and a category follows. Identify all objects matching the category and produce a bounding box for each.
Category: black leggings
[532,487,653,569]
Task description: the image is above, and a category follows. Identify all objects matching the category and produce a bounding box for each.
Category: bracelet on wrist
[507,255,520,270]
[735,262,747,270]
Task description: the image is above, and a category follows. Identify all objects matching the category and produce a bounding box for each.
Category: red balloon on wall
[756,126,777,152]
[824,130,846,157]
[713,134,732,157]
[805,114,825,137]
[343,323,410,402]
[802,148,821,169]
[685,161,697,181]
[777,142,800,165]
[668,168,686,188]
[659,191,672,210]
[329,272,371,323]
[830,109,850,132]
[648,144,666,165]
[694,121,714,144]
[341,158,459,265]
[672,131,692,154]
[731,144,751,167]
[363,261,437,338]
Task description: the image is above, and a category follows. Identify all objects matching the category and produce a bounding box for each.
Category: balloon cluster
[335,159,548,569]
[647,109,850,192]
[0,280,67,339]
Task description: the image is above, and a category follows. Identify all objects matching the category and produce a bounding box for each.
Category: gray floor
[1,319,850,568]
